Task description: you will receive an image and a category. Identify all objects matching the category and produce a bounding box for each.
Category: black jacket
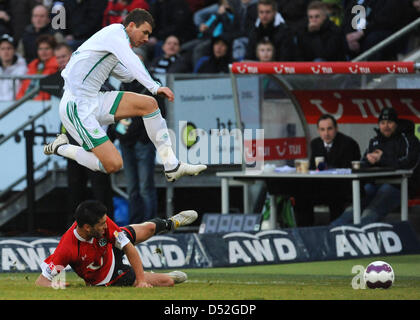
[225,2,257,41]
[362,126,420,170]
[310,132,361,170]
[194,36,232,74]
[296,18,346,61]
[150,53,191,74]
[342,0,406,37]
[21,24,56,63]
[63,0,107,40]
[245,13,296,61]
[361,121,420,196]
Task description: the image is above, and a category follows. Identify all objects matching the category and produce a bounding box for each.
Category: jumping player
[43,9,206,182]
[35,200,198,287]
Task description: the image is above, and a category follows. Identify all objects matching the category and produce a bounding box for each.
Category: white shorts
[59,90,124,150]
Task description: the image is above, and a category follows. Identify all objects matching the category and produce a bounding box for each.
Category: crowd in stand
[0,0,419,101]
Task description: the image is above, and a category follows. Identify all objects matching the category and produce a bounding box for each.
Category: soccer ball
[363,261,394,289]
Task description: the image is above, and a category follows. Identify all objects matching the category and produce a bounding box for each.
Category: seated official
[293,114,361,226]
[265,114,361,226]
[330,108,420,226]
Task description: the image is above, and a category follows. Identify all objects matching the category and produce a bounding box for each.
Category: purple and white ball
[363,261,395,289]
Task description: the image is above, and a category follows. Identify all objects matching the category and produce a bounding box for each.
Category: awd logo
[330,223,402,257]
[224,230,298,264]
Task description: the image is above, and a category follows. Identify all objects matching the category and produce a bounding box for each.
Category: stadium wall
[0,222,419,272]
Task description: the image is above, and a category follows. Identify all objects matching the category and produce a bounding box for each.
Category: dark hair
[0,34,15,48]
[307,0,328,12]
[54,42,73,53]
[378,107,398,123]
[317,114,337,128]
[258,0,277,11]
[74,200,107,227]
[36,34,57,50]
[123,8,155,28]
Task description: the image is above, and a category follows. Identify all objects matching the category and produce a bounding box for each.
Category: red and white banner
[231,61,416,75]
[244,137,307,161]
[292,89,420,124]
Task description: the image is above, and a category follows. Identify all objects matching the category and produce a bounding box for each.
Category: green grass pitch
[1,254,419,300]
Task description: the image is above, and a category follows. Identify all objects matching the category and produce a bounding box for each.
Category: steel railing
[352,17,420,62]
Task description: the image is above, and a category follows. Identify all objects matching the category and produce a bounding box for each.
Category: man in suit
[294,114,361,226]
[309,114,361,170]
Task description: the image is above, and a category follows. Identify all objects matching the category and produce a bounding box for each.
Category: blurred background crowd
[1,0,420,100]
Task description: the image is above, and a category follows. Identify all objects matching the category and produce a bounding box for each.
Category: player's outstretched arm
[123,242,152,288]
[35,274,52,288]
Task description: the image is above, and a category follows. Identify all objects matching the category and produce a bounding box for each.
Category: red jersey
[41,216,130,286]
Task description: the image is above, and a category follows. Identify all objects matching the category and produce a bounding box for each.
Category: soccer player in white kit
[43,9,206,182]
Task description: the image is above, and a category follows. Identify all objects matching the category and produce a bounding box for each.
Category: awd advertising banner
[0,222,419,272]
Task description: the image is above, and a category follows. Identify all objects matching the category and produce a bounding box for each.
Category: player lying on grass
[35,200,197,288]
[43,8,206,182]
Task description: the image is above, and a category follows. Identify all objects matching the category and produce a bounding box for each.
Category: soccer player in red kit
[35,200,197,287]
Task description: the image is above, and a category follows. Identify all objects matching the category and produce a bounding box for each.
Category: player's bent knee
[102,157,123,173]
[139,95,158,115]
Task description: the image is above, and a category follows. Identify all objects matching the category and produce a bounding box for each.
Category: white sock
[56,145,107,173]
[143,109,179,171]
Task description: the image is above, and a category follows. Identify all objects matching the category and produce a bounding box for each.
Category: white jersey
[62,23,160,98]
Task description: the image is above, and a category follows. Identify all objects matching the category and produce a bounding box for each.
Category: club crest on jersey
[98,238,107,247]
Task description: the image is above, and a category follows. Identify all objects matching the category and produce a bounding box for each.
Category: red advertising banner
[292,89,420,124]
[244,137,307,161]
[231,61,416,75]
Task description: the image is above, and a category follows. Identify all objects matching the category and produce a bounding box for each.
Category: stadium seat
[198,213,262,234]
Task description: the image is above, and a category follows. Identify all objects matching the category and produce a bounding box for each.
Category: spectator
[54,42,72,71]
[228,0,258,61]
[322,0,342,27]
[255,39,280,93]
[255,38,275,61]
[16,34,59,100]
[193,0,220,27]
[8,0,37,43]
[19,4,61,64]
[197,0,234,40]
[0,0,11,36]
[295,1,345,61]
[186,0,235,66]
[194,35,231,73]
[330,108,420,226]
[245,0,295,61]
[102,0,149,27]
[276,0,311,34]
[293,114,361,226]
[150,35,191,73]
[63,0,108,51]
[342,0,407,60]
[0,34,27,101]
